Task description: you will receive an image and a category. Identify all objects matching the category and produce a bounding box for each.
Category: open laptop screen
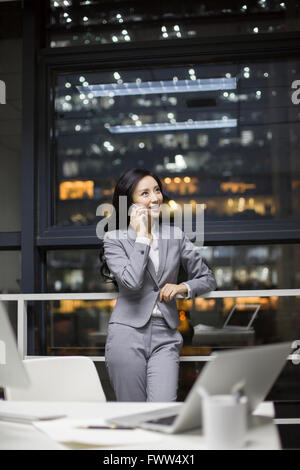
[223,304,260,329]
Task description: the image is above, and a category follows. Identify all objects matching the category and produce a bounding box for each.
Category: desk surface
[0,401,281,450]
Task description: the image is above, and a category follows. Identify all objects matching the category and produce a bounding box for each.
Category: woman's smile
[149,204,160,210]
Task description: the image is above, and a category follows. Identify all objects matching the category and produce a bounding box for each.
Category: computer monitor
[0,301,29,388]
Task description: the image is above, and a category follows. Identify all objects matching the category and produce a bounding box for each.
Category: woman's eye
[141,188,160,196]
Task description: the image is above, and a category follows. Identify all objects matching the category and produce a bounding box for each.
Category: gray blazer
[103,223,217,329]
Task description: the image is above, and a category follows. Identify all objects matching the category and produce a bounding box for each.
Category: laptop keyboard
[145,414,178,426]
[107,404,182,427]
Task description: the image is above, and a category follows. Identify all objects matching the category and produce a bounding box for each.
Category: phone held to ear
[129,203,147,215]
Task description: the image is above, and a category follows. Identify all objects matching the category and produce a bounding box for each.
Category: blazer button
[154,287,159,292]
[140,250,144,254]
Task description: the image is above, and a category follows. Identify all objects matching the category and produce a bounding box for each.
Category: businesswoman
[102,168,217,402]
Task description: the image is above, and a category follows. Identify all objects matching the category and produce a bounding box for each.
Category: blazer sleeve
[103,232,151,291]
[179,231,217,298]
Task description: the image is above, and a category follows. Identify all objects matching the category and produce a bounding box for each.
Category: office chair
[5,356,106,402]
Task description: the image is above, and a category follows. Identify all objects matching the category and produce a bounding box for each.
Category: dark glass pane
[45,299,111,355]
[0,251,21,294]
[199,244,300,290]
[42,292,299,399]
[0,36,22,231]
[47,248,109,292]
[53,60,300,227]
[267,361,300,402]
[46,244,300,294]
[46,245,300,353]
[178,358,300,403]
[47,248,114,354]
[43,294,300,353]
[47,0,299,48]
[46,246,300,400]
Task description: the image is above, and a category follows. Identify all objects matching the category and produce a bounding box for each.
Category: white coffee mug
[200,392,248,450]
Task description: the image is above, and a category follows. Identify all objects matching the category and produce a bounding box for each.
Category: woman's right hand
[129,204,149,237]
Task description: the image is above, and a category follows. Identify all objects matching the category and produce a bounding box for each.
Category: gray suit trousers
[105,317,183,402]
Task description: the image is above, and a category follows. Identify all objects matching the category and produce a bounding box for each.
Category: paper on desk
[33,418,162,446]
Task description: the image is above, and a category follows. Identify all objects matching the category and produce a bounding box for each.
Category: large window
[0,22,22,232]
[47,0,298,48]
[42,291,300,356]
[52,59,300,229]
[29,0,300,406]
[46,244,300,294]
[45,244,300,358]
[0,250,21,338]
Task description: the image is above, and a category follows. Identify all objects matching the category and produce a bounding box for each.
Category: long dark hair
[99,168,166,286]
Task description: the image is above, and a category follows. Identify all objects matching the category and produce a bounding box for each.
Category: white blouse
[136,225,191,317]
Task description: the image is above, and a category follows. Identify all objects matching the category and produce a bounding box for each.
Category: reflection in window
[46,244,300,353]
[47,248,113,293]
[47,0,297,48]
[59,180,94,200]
[47,244,300,295]
[45,292,300,372]
[47,299,113,355]
[46,246,300,400]
[53,61,300,227]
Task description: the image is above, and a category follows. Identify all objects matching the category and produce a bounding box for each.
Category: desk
[0,401,281,450]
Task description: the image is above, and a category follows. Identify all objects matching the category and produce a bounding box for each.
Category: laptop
[193,303,261,335]
[106,342,291,434]
[0,301,65,422]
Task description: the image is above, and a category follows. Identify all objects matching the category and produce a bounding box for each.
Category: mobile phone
[129,203,146,215]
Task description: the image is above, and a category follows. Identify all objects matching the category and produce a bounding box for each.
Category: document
[33,418,163,447]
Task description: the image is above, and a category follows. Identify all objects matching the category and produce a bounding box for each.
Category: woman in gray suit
[102,168,216,402]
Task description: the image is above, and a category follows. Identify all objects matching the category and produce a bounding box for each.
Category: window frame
[21,1,300,358]
[37,31,300,246]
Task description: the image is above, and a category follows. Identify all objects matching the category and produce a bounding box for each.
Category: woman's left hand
[159,283,188,302]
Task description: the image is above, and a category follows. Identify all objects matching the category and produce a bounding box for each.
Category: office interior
[1,0,300,450]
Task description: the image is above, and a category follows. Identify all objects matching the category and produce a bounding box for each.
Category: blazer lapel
[157,224,169,282]
[126,224,159,286]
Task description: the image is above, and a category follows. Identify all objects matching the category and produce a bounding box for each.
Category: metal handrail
[1,289,300,361]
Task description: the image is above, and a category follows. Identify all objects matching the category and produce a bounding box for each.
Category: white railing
[1,289,300,362]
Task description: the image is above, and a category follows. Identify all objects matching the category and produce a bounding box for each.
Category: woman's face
[132,175,163,218]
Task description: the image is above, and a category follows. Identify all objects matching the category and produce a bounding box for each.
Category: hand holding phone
[129,203,149,236]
